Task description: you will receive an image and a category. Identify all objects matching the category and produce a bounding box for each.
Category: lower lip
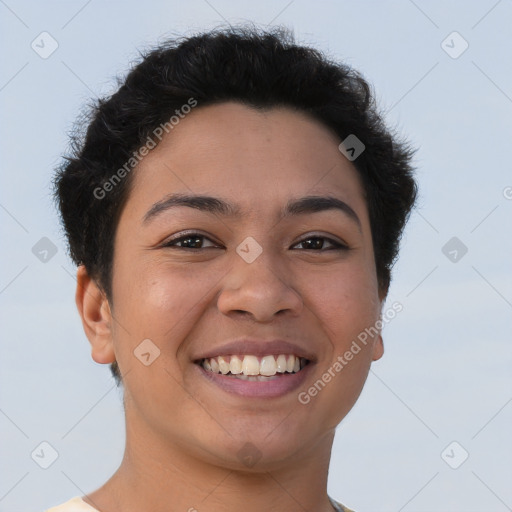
[194,363,314,398]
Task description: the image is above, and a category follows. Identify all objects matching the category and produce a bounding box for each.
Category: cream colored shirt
[46,495,355,511]
[45,496,97,511]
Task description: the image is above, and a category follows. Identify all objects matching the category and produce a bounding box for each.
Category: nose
[216,249,303,323]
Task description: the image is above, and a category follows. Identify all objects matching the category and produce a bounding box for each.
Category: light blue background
[1,1,511,511]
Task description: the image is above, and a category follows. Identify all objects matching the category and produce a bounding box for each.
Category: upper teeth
[201,354,307,376]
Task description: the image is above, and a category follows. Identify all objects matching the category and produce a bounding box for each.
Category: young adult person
[48,26,417,512]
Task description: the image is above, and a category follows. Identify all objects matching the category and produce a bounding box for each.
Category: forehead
[126,102,367,221]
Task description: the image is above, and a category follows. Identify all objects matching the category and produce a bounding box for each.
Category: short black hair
[54,25,417,385]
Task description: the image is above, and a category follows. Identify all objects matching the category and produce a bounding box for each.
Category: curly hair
[54,25,417,385]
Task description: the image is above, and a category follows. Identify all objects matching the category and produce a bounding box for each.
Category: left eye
[291,236,347,251]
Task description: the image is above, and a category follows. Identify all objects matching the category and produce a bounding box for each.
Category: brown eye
[292,236,348,251]
[163,233,220,249]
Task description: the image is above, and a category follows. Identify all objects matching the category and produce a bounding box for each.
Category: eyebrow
[143,193,361,229]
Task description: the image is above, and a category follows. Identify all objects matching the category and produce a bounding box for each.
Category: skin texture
[76,102,384,512]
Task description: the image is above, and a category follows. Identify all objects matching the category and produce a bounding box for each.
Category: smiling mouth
[196,354,310,380]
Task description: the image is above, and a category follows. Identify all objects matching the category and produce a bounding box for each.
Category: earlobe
[75,265,116,365]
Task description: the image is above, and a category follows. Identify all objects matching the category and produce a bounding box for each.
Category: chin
[197,423,314,472]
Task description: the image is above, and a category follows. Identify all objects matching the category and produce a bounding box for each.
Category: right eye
[161,233,221,250]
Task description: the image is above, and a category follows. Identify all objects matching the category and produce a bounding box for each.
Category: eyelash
[161,232,349,251]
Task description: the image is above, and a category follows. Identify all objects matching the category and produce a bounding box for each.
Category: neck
[85,412,337,512]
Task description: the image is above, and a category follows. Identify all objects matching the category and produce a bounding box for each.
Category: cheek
[113,252,201,325]
[110,264,205,415]
[305,262,381,343]
[298,267,380,426]
[110,260,218,370]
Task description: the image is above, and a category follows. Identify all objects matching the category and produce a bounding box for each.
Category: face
[86,102,384,471]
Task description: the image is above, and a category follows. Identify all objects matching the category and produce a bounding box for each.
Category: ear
[371,333,384,361]
[372,297,385,362]
[75,265,116,365]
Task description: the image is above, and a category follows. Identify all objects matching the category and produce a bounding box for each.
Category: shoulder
[45,496,99,512]
[49,495,352,512]
[330,497,356,512]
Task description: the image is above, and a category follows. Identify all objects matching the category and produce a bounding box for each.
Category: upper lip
[193,338,317,363]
